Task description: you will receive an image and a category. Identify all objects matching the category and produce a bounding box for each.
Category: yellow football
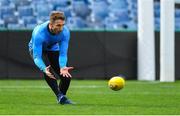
[108,76,125,91]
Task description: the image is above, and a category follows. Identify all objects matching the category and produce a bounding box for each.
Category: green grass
[0,79,180,115]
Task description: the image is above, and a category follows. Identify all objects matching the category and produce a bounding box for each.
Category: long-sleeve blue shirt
[28,21,70,72]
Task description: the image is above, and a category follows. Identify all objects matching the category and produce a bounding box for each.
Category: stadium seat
[175,18,180,30]
[86,19,105,29]
[129,2,137,10]
[0,6,14,18]
[104,16,128,30]
[154,9,160,18]
[129,9,137,20]
[104,14,136,30]
[22,16,37,25]
[37,16,49,24]
[154,1,160,10]
[56,6,72,18]
[30,0,47,4]
[0,19,5,29]
[66,16,87,29]
[7,23,25,30]
[110,9,130,22]
[109,0,128,10]
[90,1,109,22]
[9,0,31,6]
[26,23,37,29]
[0,0,10,6]
[175,8,180,18]
[51,0,71,8]
[126,20,137,30]
[154,1,160,30]
[35,4,53,19]
[155,17,160,30]
[3,15,18,26]
[18,6,33,18]
[127,0,137,4]
[72,1,91,18]
[73,0,89,4]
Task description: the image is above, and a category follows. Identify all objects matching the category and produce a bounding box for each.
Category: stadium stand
[67,16,88,29]
[0,0,178,30]
[18,6,34,18]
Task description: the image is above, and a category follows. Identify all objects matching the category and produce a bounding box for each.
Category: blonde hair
[50,11,65,23]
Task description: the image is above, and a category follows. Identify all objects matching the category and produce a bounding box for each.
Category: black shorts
[42,51,60,74]
[29,50,60,74]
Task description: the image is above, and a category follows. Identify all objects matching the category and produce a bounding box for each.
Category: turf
[0,79,180,115]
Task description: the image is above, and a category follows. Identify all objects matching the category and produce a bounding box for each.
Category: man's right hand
[45,65,56,80]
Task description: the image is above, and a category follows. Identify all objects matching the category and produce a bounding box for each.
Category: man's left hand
[60,67,74,78]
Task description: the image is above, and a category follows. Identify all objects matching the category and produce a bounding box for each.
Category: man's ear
[49,22,53,28]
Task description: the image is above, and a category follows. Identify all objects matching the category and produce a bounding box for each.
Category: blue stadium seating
[0,0,179,30]
[72,1,91,18]
[56,6,72,18]
[104,16,127,30]
[3,15,18,27]
[175,18,180,30]
[87,17,105,29]
[175,9,180,18]
[22,16,37,25]
[154,9,160,18]
[26,23,37,29]
[129,9,137,21]
[154,1,160,10]
[0,0,10,6]
[7,23,25,29]
[0,6,15,18]
[90,1,109,22]
[0,19,5,29]
[66,16,87,29]
[51,0,70,8]
[18,6,33,18]
[127,0,137,3]
[126,20,137,30]
[109,0,128,10]
[31,0,47,4]
[35,4,53,17]
[111,9,130,22]
[9,0,31,6]
[155,17,160,30]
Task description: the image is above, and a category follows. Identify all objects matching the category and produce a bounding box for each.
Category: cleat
[57,94,75,105]
[63,99,74,104]
[57,94,67,104]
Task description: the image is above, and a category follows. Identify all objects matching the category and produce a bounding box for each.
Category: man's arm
[33,37,56,79]
[59,29,74,78]
[33,37,46,72]
[58,30,70,68]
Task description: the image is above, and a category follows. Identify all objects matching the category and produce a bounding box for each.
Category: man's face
[50,19,65,34]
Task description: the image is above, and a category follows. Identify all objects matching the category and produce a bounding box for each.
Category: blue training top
[28,21,70,72]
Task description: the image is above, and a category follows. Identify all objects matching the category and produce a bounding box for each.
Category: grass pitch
[0,79,180,115]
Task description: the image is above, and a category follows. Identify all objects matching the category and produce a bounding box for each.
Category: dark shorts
[29,49,60,73]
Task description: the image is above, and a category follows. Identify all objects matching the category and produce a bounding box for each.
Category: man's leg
[59,77,71,95]
[29,50,65,103]
[44,73,60,96]
[47,51,73,104]
[47,51,71,95]
[42,52,62,97]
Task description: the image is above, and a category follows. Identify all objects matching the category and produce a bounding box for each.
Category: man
[28,11,74,105]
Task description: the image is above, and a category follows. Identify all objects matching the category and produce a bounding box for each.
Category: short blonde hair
[50,11,65,23]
